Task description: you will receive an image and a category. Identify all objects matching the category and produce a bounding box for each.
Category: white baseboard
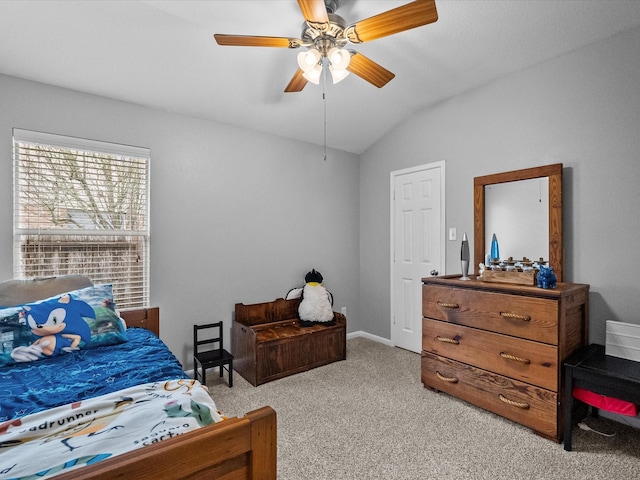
[346,330,392,346]
[189,333,393,381]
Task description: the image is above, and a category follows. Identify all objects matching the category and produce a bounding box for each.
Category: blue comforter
[0,328,187,421]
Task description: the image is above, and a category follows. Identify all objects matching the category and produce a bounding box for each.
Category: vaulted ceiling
[1,1,640,154]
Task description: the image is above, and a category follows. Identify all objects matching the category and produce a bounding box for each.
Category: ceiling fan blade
[345,0,438,44]
[347,52,395,88]
[297,0,330,31]
[285,69,308,93]
[214,34,301,48]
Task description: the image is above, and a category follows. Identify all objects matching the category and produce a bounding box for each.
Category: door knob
[430,270,439,276]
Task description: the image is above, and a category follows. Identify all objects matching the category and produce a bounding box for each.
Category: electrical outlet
[341,307,347,316]
[449,227,457,241]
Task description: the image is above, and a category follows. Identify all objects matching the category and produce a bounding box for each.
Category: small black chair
[193,322,234,387]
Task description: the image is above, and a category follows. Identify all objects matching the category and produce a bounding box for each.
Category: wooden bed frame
[52,307,277,480]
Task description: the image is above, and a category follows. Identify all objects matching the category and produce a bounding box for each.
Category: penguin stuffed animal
[286,269,335,327]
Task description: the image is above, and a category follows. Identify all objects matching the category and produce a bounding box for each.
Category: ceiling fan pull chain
[323,72,327,161]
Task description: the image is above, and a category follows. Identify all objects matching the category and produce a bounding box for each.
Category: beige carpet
[207,337,640,479]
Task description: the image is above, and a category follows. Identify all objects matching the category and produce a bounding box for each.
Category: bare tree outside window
[13,130,150,308]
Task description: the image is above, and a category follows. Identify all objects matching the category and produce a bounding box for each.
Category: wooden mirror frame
[474,163,563,282]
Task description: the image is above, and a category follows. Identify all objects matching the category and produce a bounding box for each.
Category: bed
[0,276,276,480]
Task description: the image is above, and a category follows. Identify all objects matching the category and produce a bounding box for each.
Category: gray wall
[360,25,640,344]
[2,23,639,357]
[0,74,361,366]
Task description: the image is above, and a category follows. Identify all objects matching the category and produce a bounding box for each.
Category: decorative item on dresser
[421,275,589,442]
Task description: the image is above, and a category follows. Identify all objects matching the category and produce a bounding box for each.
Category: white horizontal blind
[12,129,150,308]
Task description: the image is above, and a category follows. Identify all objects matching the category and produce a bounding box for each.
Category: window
[12,129,150,308]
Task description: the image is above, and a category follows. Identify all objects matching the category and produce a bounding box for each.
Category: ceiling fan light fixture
[297,48,322,72]
[327,47,350,70]
[302,63,322,84]
[329,65,350,84]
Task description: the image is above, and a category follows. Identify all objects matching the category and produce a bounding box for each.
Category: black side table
[563,343,640,451]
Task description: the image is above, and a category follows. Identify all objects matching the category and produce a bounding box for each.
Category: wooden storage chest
[233,297,346,386]
[421,275,589,441]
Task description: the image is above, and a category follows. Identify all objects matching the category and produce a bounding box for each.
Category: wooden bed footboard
[54,406,277,480]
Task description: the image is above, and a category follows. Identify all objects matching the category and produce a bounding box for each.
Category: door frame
[389,161,446,349]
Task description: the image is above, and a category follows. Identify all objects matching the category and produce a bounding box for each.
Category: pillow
[0,275,93,307]
[0,284,127,366]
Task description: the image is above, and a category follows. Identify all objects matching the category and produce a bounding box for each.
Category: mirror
[485,177,549,261]
[474,163,563,282]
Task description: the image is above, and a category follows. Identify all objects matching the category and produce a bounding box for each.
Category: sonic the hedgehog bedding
[0,379,223,479]
[0,328,187,421]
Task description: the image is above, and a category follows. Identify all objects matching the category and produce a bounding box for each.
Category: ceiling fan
[214,0,438,92]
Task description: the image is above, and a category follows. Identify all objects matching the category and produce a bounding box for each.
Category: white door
[391,162,444,353]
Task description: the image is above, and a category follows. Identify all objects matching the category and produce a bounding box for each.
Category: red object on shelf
[573,387,638,416]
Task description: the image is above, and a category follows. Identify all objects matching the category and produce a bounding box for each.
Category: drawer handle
[498,394,530,409]
[436,371,459,383]
[436,336,460,345]
[499,352,531,364]
[437,301,460,309]
[500,312,531,322]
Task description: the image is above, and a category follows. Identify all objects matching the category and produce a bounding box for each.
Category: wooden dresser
[421,275,589,442]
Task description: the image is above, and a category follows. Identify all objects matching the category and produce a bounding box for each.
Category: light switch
[449,228,457,241]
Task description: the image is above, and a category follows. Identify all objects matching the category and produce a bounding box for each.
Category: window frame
[12,128,150,308]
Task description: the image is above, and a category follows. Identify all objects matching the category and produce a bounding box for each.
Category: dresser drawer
[422,284,559,344]
[423,318,558,391]
[421,351,558,439]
